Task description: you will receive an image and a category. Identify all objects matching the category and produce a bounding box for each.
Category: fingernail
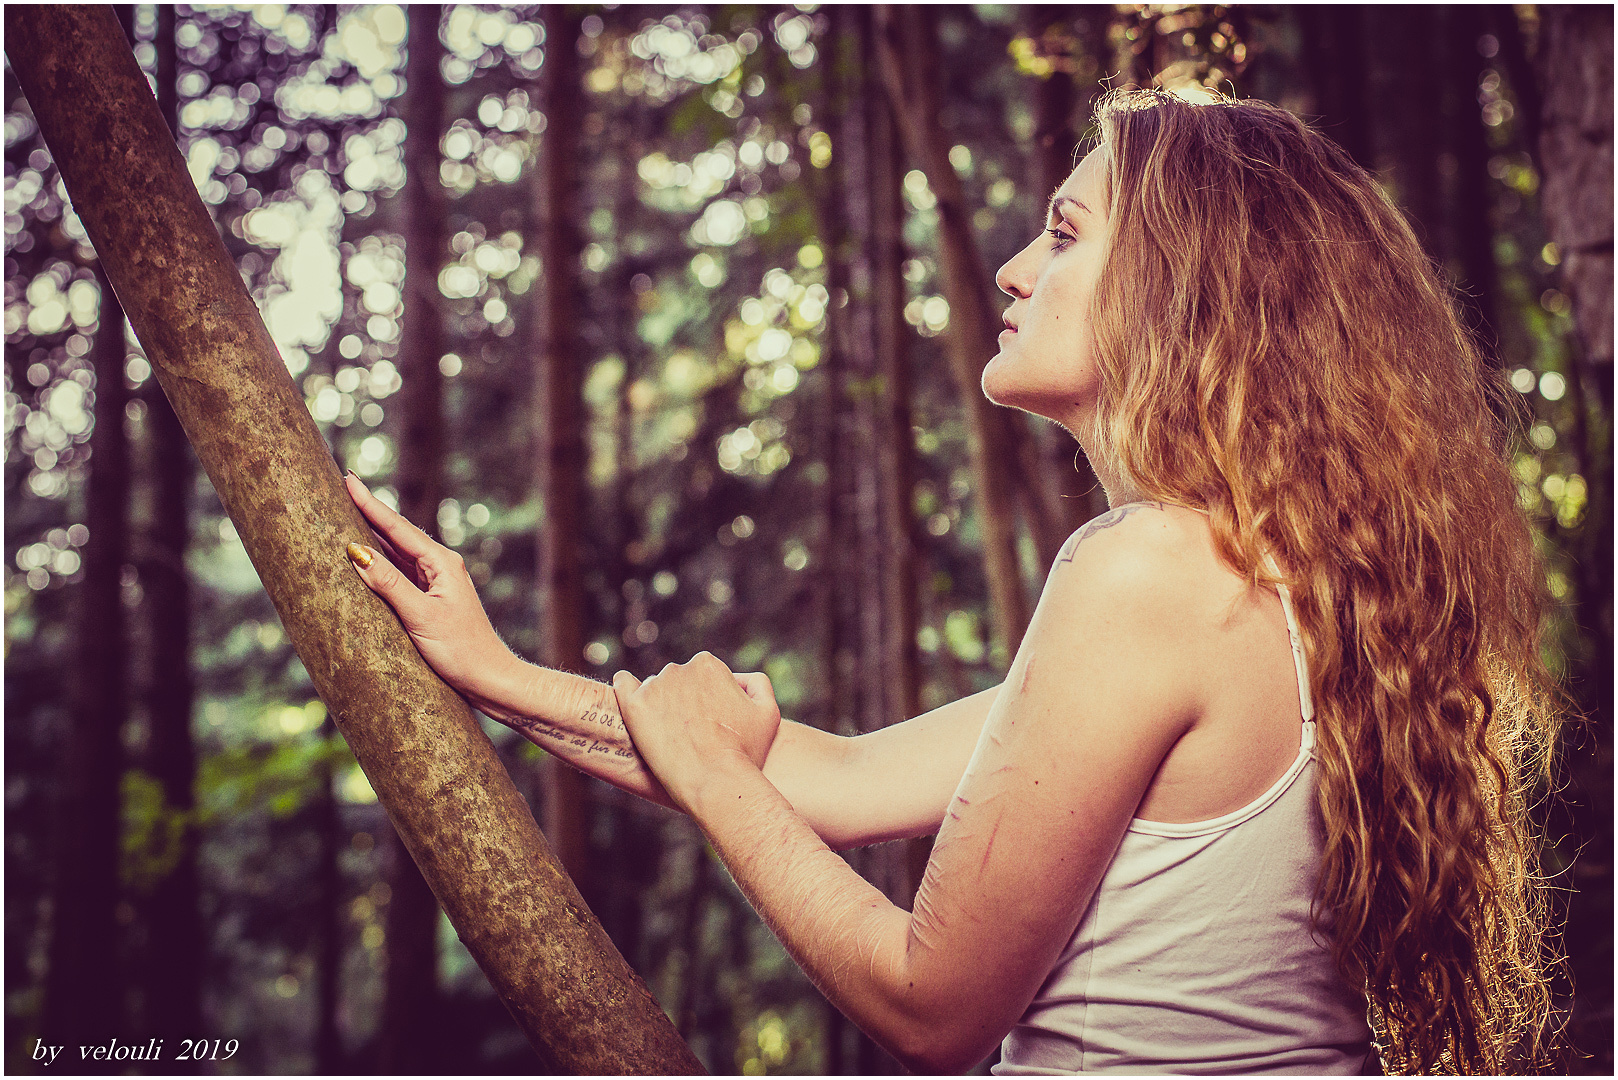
[346,542,374,569]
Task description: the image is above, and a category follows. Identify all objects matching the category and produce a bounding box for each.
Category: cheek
[1028,278,1097,361]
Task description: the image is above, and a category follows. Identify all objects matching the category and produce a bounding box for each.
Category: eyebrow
[1047,194,1091,222]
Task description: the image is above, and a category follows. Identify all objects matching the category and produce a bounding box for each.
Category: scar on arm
[1017,657,1035,697]
[979,815,1004,875]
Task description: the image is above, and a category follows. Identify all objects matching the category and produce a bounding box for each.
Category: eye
[1046,226,1076,251]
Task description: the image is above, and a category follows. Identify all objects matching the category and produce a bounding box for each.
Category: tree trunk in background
[1488,8,1543,177]
[1443,6,1501,357]
[868,23,922,767]
[1535,13,1614,1072]
[313,746,344,1071]
[141,6,204,1065]
[379,7,448,1070]
[1538,7,1615,377]
[813,21,858,1074]
[536,5,595,902]
[1301,6,1373,170]
[1386,7,1447,264]
[1029,8,1078,204]
[1026,6,1109,537]
[1533,0,1611,887]
[598,105,656,974]
[41,261,130,1069]
[850,9,935,920]
[1072,6,1115,127]
[827,16,906,1071]
[825,6,885,785]
[4,8,702,1070]
[1121,8,1160,90]
[875,4,1037,661]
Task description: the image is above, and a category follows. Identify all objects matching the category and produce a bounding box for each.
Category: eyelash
[1046,227,1076,250]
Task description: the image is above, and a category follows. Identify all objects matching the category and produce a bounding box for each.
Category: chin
[982,364,1079,428]
[980,351,1022,407]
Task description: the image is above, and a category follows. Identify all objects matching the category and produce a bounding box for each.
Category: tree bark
[379,8,449,1070]
[1538,6,1615,375]
[535,5,597,906]
[41,261,130,1068]
[874,4,1036,660]
[842,9,938,922]
[4,7,701,1072]
[1536,3,1613,874]
[868,20,922,745]
[831,21,915,1071]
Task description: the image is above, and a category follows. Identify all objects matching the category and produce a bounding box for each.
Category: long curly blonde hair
[1083,88,1567,1073]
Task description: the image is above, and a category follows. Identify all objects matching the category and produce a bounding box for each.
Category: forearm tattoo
[1054,501,1164,564]
[507,682,639,764]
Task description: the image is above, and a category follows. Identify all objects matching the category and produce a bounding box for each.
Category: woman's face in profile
[986,146,1111,433]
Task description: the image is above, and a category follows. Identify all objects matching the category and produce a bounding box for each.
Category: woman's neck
[1072,426,1145,509]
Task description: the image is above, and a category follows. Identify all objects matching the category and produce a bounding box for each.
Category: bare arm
[344,472,992,841]
[614,508,1199,1072]
[475,660,672,805]
[761,687,999,850]
[433,648,995,847]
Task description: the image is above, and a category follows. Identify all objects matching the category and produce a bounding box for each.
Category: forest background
[3,4,1611,1075]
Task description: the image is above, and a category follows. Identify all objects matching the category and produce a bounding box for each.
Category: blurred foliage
[4,3,1609,1074]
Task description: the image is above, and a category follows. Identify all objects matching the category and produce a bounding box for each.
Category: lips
[1001,316,1018,332]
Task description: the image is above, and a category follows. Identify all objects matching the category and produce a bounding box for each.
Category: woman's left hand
[612,654,781,816]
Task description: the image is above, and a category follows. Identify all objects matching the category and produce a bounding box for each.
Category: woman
[344,89,1564,1073]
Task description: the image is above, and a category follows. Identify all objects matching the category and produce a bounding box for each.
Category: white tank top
[994,581,1376,1075]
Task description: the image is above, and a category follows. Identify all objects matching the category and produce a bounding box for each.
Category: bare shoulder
[1021,503,1217,741]
[1051,501,1215,586]
[1039,502,1245,657]
[1030,503,1235,726]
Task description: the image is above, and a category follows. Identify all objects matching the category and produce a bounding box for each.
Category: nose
[995,236,1039,300]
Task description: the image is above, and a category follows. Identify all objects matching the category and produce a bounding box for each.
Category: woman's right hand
[343,472,522,715]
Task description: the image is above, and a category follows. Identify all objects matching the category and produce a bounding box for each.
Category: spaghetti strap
[1177,508,1315,727]
[1264,554,1315,723]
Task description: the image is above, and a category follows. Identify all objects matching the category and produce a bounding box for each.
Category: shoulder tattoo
[1054,501,1165,565]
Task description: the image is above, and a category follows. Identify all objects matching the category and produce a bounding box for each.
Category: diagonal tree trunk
[874,4,1040,659]
[535,6,597,905]
[3,7,701,1072]
[379,7,449,1070]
